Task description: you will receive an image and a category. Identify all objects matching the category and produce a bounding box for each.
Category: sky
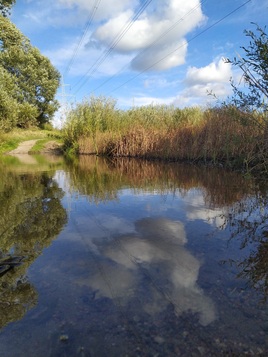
[10,0,268,125]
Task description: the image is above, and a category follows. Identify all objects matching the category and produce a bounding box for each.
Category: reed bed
[62,95,268,174]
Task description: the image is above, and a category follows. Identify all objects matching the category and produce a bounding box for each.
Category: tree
[225,24,268,114]
[0,66,38,130]
[0,16,61,128]
[0,0,16,17]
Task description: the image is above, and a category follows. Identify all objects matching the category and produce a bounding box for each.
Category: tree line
[0,0,60,131]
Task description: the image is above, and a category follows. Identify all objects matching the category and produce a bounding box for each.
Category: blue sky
[10,0,268,125]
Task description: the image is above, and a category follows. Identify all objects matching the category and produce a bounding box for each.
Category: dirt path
[8,140,38,154]
[8,139,63,156]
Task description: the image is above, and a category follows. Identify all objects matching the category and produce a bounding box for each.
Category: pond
[0,154,267,356]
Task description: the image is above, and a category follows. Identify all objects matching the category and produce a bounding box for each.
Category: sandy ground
[6,140,63,165]
[8,140,62,155]
[8,140,38,154]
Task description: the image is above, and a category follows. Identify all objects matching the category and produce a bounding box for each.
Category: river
[0,154,267,356]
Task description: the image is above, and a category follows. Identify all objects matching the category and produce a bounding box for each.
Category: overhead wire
[63,0,101,77]
[73,0,153,94]
[91,0,208,94]
[105,0,252,96]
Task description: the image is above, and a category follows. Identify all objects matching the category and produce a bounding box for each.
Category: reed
[62,96,267,174]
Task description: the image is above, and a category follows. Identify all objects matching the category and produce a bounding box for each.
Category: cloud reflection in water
[83,217,217,326]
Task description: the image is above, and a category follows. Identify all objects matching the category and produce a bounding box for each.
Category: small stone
[198,346,205,354]
[154,336,165,344]
[60,334,69,341]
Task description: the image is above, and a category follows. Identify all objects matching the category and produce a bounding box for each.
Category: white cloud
[170,58,233,106]
[131,39,188,71]
[91,0,206,71]
[16,0,207,78]
[185,57,232,85]
[118,58,233,108]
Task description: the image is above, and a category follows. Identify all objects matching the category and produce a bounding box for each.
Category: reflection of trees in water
[0,169,67,329]
[220,191,268,301]
[0,265,38,330]
[66,156,253,206]
[67,156,268,301]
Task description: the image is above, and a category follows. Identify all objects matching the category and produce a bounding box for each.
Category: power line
[63,0,101,77]
[92,0,208,93]
[73,0,153,94]
[106,0,252,95]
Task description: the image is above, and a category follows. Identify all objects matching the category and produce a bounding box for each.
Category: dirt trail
[8,140,38,154]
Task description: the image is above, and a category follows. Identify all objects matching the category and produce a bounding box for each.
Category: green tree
[0,66,19,130]
[226,24,268,114]
[0,66,38,130]
[0,0,15,17]
[0,16,60,128]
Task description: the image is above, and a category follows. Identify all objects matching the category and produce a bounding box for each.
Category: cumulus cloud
[168,58,233,106]
[185,57,232,85]
[17,0,207,79]
[92,0,206,71]
[131,39,188,71]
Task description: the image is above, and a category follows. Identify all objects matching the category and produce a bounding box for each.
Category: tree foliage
[226,24,268,113]
[0,0,15,17]
[0,14,60,129]
[0,66,38,130]
[0,167,67,328]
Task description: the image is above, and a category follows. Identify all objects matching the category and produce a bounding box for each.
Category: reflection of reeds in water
[68,155,268,301]
[67,155,254,207]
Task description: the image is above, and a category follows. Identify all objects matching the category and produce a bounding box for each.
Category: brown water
[0,154,267,356]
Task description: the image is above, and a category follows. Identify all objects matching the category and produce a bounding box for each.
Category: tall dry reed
[62,96,267,173]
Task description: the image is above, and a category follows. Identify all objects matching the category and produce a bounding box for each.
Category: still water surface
[0,154,267,356]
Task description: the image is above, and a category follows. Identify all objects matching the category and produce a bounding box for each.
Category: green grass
[29,138,63,154]
[0,128,62,154]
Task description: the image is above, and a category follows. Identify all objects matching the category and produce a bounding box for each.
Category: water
[0,154,267,356]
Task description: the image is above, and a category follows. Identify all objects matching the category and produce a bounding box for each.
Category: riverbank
[7,139,63,155]
[62,97,268,176]
[0,128,62,155]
